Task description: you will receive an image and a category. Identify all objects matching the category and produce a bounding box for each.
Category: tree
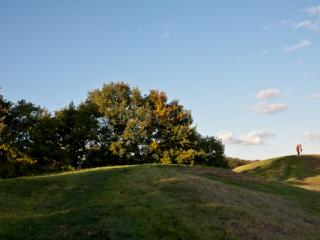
[198,136,227,167]
[89,83,210,165]
[89,82,151,164]
[89,82,133,136]
[2,100,45,153]
[146,90,201,164]
[0,91,8,140]
[0,144,35,178]
[55,101,102,168]
[28,113,66,171]
[0,92,36,178]
[1,81,226,177]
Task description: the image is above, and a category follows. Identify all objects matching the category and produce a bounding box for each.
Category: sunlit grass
[1,164,320,239]
[234,155,320,191]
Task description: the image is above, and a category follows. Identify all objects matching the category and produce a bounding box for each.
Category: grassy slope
[1,165,320,240]
[234,155,320,191]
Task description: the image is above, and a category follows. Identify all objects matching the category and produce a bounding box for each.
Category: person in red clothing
[296,144,303,156]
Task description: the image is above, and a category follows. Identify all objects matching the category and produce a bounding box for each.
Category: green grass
[1,164,320,239]
[234,155,320,191]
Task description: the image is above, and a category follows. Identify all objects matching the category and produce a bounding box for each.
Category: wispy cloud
[293,20,320,31]
[291,5,320,31]
[256,88,280,100]
[260,49,271,55]
[294,20,313,29]
[304,132,320,142]
[218,132,241,145]
[308,93,320,99]
[303,5,320,15]
[263,24,273,30]
[282,40,312,52]
[277,6,320,33]
[161,31,170,40]
[218,131,275,145]
[279,19,292,26]
[253,102,288,114]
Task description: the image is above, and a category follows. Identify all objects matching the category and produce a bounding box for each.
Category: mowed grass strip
[1,165,320,240]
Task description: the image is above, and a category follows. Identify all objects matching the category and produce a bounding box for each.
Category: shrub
[0,144,36,178]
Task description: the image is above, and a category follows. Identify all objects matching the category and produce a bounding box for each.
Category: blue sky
[1,0,320,159]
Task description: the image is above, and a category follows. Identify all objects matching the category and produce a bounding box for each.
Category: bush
[0,144,36,178]
[226,157,257,169]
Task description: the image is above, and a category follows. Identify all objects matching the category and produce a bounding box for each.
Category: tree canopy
[0,82,226,178]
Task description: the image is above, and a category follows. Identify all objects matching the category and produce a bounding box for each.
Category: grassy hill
[234,155,320,191]
[1,164,320,240]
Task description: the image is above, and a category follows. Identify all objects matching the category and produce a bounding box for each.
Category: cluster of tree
[0,82,227,178]
[225,157,256,169]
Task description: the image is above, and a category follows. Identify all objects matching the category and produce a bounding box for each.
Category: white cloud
[293,20,320,31]
[256,88,280,100]
[308,93,320,99]
[294,20,313,28]
[161,31,170,39]
[304,132,320,142]
[289,6,320,31]
[239,131,275,145]
[303,5,320,15]
[217,132,241,145]
[278,6,320,32]
[218,131,275,145]
[253,102,288,114]
[282,40,312,52]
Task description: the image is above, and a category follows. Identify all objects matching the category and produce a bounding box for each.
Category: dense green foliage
[0,83,226,178]
[1,165,320,240]
[226,157,255,169]
[0,92,6,135]
[0,144,35,178]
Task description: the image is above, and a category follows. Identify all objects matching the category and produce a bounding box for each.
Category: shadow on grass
[2,164,320,240]
[0,168,131,240]
[0,166,230,240]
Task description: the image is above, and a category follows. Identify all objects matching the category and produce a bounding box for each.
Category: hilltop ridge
[234,155,320,191]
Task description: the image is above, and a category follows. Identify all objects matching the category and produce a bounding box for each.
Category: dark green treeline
[0,82,226,178]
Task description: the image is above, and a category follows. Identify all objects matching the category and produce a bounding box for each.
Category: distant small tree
[198,136,227,167]
[226,157,251,169]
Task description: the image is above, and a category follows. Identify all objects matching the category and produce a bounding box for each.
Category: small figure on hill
[296,144,303,156]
